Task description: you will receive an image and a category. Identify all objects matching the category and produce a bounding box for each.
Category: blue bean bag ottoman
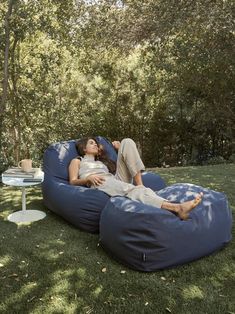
[42,137,166,233]
[100,183,232,271]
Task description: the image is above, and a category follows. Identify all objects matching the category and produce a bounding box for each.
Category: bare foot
[178,192,203,220]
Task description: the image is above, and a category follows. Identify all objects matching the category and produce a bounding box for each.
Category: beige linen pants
[96,138,166,208]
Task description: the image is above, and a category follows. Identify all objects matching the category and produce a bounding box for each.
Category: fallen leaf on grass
[8,273,18,277]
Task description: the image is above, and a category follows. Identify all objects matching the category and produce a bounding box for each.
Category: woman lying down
[69,137,203,220]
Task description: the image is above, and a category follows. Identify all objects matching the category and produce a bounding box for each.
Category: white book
[3,172,34,178]
[3,167,35,178]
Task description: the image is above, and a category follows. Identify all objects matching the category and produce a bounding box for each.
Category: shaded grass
[0,164,234,314]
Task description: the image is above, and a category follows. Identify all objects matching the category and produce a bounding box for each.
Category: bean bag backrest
[43,137,117,182]
[42,136,166,232]
[43,140,77,181]
[42,136,118,232]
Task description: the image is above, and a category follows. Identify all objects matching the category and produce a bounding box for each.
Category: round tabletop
[2,170,44,187]
[2,168,46,223]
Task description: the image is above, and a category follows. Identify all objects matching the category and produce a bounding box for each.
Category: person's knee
[121,138,136,146]
[120,138,136,153]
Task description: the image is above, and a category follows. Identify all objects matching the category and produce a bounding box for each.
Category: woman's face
[84,138,99,155]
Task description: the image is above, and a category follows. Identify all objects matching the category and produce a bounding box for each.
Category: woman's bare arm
[69,158,88,186]
[68,158,105,186]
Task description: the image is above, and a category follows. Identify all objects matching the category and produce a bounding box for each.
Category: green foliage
[205,156,227,165]
[0,0,234,170]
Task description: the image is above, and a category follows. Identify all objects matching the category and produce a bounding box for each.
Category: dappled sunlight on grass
[0,255,12,268]
[93,285,103,297]
[76,267,87,278]
[46,273,71,294]
[39,248,67,261]
[151,164,235,201]
[0,164,234,313]
[0,185,46,222]
[182,285,204,300]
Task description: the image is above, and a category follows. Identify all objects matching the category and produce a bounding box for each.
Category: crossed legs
[115,138,145,185]
[113,138,203,220]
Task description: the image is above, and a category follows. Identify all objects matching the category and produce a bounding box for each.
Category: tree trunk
[11,37,20,163]
[0,0,14,141]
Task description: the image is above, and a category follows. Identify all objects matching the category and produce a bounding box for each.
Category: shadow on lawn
[0,166,234,313]
[0,217,146,313]
[0,217,96,313]
[0,215,234,314]
[0,230,234,312]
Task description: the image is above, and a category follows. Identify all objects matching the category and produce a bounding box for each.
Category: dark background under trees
[0,0,235,170]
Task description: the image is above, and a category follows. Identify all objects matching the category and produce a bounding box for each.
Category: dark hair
[98,144,116,175]
[76,137,116,174]
[76,137,98,157]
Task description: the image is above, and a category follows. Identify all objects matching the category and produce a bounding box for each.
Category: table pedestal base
[8,210,46,223]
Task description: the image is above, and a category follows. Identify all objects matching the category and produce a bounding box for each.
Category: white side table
[2,170,46,223]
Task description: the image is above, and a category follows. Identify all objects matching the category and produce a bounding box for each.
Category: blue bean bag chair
[42,137,166,233]
[100,183,232,271]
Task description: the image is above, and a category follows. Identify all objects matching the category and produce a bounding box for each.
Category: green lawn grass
[0,164,234,314]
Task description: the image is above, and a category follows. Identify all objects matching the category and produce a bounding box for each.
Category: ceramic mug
[18,159,32,172]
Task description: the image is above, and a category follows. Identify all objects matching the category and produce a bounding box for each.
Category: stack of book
[3,167,36,178]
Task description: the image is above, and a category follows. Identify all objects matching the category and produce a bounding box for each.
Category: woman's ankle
[134,172,143,185]
[161,201,179,213]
